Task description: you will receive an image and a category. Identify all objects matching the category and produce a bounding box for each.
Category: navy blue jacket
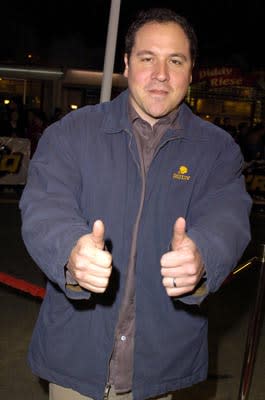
[20,90,252,400]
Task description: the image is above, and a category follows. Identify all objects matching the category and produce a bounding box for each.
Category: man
[19,8,252,400]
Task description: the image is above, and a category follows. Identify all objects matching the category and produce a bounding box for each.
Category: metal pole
[23,80,27,105]
[100,0,121,103]
[237,243,265,400]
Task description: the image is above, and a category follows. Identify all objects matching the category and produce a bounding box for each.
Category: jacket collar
[101,90,131,134]
[101,89,195,140]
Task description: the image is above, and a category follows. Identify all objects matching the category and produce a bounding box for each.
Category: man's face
[124,22,193,126]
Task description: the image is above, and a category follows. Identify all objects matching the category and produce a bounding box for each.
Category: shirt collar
[128,99,181,130]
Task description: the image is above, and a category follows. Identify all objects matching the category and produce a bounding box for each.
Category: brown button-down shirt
[109,101,180,392]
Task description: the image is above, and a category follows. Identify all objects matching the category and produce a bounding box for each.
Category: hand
[66,220,112,293]
[160,217,205,297]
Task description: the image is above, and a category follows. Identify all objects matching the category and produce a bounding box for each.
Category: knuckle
[106,268,112,278]
[162,277,167,286]
[93,286,105,293]
[75,258,84,269]
[104,277,110,286]
[189,275,198,285]
[105,253,112,266]
[187,264,197,275]
[74,270,83,280]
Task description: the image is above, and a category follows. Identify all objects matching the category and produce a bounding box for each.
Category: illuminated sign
[0,153,23,174]
[0,138,30,185]
[194,67,253,88]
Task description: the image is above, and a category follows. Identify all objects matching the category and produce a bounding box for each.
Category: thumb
[91,219,105,249]
[171,217,186,250]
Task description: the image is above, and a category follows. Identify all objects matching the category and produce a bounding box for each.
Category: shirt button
[121,335,126,341]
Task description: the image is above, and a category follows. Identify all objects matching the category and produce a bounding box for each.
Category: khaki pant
[49,383,172,400]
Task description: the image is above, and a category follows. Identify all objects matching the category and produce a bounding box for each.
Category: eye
[140,56,153,63]
[170,58,182,65]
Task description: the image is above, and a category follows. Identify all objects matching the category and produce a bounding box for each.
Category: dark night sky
[1,0,264,71]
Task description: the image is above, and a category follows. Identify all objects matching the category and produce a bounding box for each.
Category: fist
[161,217,204,297]
[67,220,112,293]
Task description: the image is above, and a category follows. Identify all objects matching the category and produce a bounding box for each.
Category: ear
[124,53,129,78]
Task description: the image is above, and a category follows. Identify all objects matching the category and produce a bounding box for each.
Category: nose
[152,61,169,82]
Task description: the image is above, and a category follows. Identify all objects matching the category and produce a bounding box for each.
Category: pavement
[0,193,264,400]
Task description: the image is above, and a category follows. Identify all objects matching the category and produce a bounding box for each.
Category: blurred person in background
[26,108,48,157]
[50,107,64,124]
[243,123,265,162]
[222,116,237,138]
[0,109,24,137]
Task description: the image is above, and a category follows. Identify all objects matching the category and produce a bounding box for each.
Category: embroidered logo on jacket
[172,165,191,181]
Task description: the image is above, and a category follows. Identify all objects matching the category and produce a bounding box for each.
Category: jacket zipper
[104,383,111,400]
[104,129,146,395]
[103,131,178,394]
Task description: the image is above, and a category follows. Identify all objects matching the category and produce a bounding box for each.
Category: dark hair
[125,8,198,65]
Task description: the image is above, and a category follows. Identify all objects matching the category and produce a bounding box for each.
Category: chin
[150,109,170,118]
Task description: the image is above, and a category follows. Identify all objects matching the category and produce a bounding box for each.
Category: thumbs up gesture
[160,217,205,297]
[66,220,112,293]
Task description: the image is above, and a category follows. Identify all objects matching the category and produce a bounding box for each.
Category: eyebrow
[135,50,188,62]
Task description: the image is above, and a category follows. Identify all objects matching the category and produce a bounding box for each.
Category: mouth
[148,89,169,97]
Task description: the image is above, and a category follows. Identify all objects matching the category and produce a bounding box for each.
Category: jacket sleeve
[19,120,91,300]
[181,135,252,305]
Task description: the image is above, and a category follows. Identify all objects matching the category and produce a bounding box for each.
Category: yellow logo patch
[172,165,191,181]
